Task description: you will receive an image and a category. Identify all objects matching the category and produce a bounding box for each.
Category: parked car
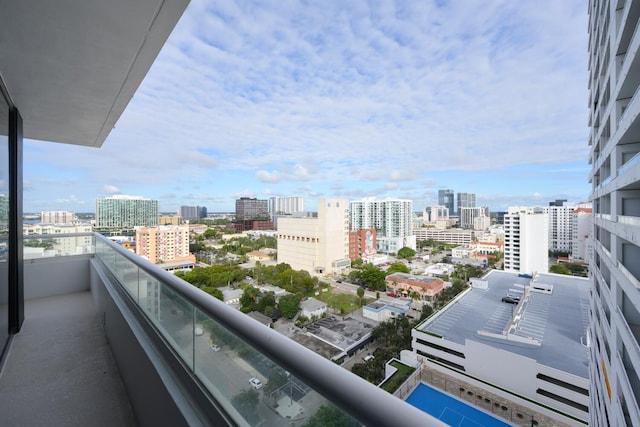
[501,296,520,304]
[364,355,375,362]
[249,377,263,390]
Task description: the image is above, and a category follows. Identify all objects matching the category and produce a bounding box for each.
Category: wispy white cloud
[22,0,589,212]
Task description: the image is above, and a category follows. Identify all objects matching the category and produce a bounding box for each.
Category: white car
[364,355,375,362]
[210,344,220,352]
[249,377,263,390]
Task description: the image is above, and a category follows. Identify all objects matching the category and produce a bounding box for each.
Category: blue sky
[24,0,590,214]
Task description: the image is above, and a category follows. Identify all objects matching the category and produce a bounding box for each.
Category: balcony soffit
[0,0,189,147]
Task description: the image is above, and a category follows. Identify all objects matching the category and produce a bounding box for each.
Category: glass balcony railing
[23,233,95,259]
[93,234,443,427]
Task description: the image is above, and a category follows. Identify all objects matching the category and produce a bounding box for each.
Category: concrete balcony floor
[0,291,136,426]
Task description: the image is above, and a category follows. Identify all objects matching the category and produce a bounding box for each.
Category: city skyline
[23,1,589,213]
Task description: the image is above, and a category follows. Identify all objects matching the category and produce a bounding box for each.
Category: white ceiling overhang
[0,0,189,147]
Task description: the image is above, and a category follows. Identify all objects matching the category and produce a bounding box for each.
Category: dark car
[501,296,520,304]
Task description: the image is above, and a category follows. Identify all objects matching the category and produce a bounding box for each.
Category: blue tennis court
[406,383,512,427]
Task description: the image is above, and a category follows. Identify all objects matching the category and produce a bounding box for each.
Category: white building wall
[588,1,640,425]
[546,203,576,253]
[277,217,320,273]
[503,207,548,274]
[40,210,75,224]
[412,331,589,422]
[350,198,415,253]
[277,198,349,275]
[571,209,592,261]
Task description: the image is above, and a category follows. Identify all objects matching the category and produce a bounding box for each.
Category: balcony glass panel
[23,233,95,259]
[0,89,9,356]
[95,237,361,426]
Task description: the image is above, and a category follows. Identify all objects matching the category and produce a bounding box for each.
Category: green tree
[550,264,571,275]
[231,389,260,424]
[359,263,386,290]
[201,286,223,300]
[240,286,260,313]
[303,405,358,427]
[386,262,409,275]
[278,294,301,318]
[356,286,365,306]
[351,258,364,268]
[397,247,416,259]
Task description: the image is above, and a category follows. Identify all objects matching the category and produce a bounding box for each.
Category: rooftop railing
[93,233,445,427]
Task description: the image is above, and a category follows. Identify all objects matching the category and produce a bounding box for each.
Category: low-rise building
[385,273,444,303]
[413,228,472,245]
[424,263,455,277]
[412,270,590,424]
[363,297,411,322]
[300,297,327,319]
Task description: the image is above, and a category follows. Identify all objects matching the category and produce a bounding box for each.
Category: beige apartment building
[277,198,350,275]
[135,225,195,266]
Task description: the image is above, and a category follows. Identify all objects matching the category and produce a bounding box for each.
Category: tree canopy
[397,246,416,259]
[386,262,409,275]
[278,294,301,319]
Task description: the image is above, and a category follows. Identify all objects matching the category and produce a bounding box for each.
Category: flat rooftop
[418,270,590,378]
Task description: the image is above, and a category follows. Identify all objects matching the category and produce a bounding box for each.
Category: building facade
[350,198,416,253]
[235,197,269,221]
[459,206,489,230]
[235,197,270,232]
[588,1,640,425]
[178,206,206,221]
[269,196,304,218]
[96,195,158,229]
[385,273,444,303]
[546,201,576,253]
[348,228,377,260]
[135,225,194,266]
[277,198,350,275]
[40,210,75,224]
[23,223,93,257]
[438,189,454,214]
[571,203,592,262]
[503,206,548,275]
[456,192,476,216]
[413,228,472,245]
[412,271,590,424]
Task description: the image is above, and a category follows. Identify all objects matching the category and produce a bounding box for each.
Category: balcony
[0,233,444,426]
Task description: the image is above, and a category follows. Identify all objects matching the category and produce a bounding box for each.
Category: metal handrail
[95,233,446,427]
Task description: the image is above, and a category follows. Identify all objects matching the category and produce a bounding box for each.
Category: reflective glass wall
[0,88,9,356]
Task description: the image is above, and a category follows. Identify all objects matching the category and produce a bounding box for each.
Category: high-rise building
[40,210,75,224]
[459,206,489,230]
[95,195,158,229]
[456,192,476,216]
[588,2,640,425]
[350,198,416,253]
[235,197,269,220]
[546,201,576,253]
[135,225,194,266]
[234,197,271,232]
[277,198,350,275]
[438,189,454,214]
[178,205,205,221]
[503,206,548,275]
[269,196,304,218]
[571,203,592,262]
